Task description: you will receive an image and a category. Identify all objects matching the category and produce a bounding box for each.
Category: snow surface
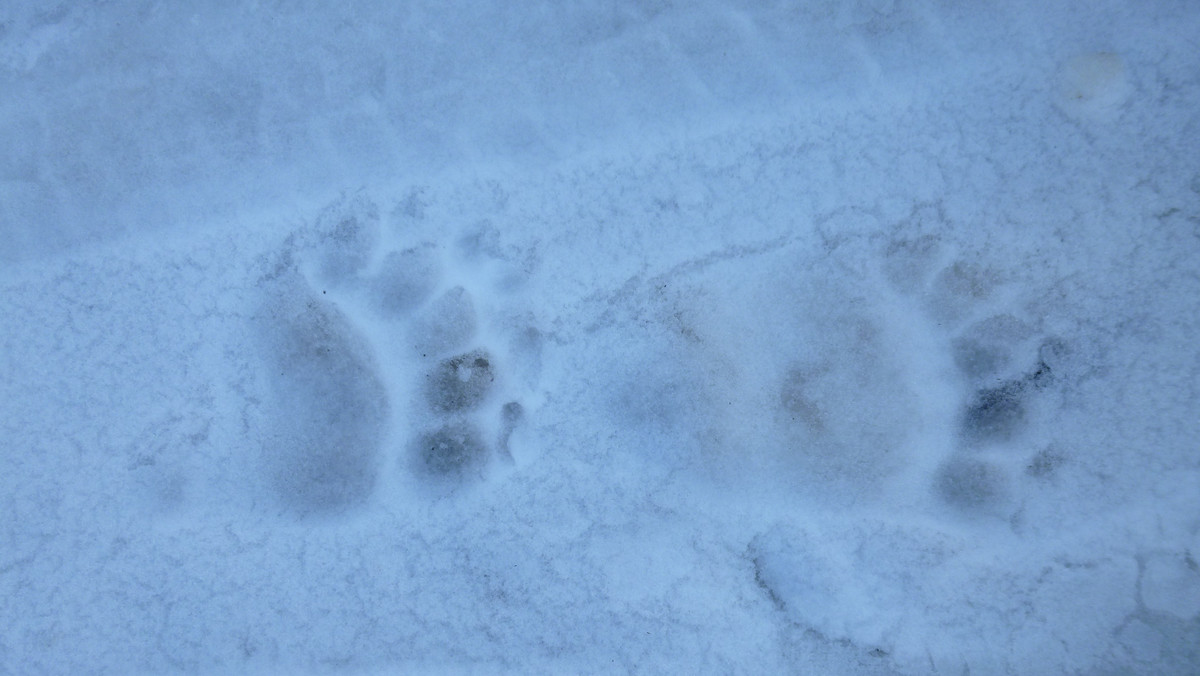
[2,1,1199,674]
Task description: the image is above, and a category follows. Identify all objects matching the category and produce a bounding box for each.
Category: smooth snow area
[2,1,1199,674]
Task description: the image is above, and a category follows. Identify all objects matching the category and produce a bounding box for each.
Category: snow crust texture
[2,1,1199,674]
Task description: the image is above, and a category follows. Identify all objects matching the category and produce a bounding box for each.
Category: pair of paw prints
[254,193,530,516]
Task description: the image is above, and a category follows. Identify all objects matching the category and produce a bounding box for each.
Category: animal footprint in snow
[290,194,537,493]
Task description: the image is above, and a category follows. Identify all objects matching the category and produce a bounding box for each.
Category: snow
[2,0,1199,674]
